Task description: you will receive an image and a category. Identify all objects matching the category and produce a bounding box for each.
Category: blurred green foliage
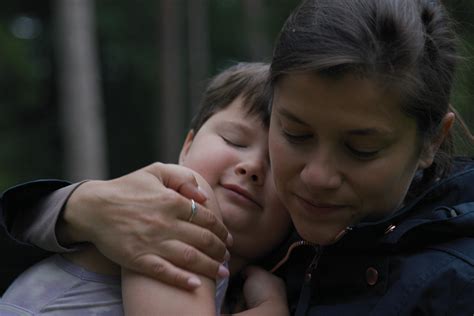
[0,0,473,191]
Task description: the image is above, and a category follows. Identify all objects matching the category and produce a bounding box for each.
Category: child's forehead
[210,106,268,129]
[213,96,268,124]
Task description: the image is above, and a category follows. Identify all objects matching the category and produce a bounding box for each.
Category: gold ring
[188,199,197,223]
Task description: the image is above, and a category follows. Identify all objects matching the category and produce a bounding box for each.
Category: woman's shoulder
[389,238,474,314]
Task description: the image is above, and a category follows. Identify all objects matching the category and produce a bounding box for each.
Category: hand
[58,162,232,290]
[237,266,289,316]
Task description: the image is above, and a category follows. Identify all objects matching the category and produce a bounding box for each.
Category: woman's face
[269,73,433,245]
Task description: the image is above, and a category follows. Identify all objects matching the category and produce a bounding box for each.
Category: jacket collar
[334,158,474,251]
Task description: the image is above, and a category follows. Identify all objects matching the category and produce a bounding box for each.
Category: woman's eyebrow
[346,128,392,136]
[277,108,309,126]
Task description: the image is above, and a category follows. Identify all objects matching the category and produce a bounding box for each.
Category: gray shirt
[0,254,228,315]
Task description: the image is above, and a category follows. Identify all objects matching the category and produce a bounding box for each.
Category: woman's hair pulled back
[271,0,461,187]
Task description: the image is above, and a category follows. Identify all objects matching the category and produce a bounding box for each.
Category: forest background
[1,0,473,191]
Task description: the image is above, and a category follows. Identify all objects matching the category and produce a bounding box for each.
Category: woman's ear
[179,130,195,164]
[418,112,455,169]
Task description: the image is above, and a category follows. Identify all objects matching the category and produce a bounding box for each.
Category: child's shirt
[0,255,228,315]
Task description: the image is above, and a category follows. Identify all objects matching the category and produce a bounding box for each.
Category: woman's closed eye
[281,129,312,144]
[346,145,380,160]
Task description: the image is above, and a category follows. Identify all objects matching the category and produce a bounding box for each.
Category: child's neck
[229,255,248,275]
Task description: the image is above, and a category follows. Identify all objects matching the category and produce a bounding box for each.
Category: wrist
[57,180,98,245]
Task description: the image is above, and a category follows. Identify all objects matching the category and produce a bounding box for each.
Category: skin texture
[59,163,231,289]
[180,96,291,273]
[269,73,453,245]
[122,173,220,316]
[124,97,291,315]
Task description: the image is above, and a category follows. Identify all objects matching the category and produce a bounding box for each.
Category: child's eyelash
[221,136,246,148]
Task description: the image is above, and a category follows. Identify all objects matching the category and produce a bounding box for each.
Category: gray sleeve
[12,182,87,253]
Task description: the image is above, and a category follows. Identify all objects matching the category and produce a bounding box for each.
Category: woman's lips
[295,194,346,216]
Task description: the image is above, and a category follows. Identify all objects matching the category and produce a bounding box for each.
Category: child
[0,62,291,315]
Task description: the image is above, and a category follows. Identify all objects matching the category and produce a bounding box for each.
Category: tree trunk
[242,0,271,60]
[157,0,186,163]
[54,0,107,180]
[187,0,211,112]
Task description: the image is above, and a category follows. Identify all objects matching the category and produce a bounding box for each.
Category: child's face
[179,97,291,263]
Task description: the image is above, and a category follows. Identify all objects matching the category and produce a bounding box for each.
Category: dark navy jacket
[0,180,71,294]
[273,158,474,315]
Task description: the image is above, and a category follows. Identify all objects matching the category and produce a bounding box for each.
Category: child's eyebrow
[220,120,254,133]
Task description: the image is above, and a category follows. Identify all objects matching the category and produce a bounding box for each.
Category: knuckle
[203,209,216,225]
[200,230,214,247]
[184,171,196,183]
[149,162,163,172]
[151,261,167,276]
[183,246,197,265]
[159,190,181,210]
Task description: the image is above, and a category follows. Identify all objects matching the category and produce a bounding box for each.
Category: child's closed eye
[221,136,246,148]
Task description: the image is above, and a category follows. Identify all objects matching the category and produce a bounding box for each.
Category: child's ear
[179,130,195,164]
[418,112,455,169]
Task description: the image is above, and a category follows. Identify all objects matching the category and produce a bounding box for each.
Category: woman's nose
[301,153,342,191]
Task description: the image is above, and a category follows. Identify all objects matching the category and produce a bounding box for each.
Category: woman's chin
[295,221,350,245]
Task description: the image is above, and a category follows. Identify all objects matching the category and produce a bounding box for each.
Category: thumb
[146,163,208,203]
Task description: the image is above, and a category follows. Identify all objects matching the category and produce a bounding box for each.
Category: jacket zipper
[269,240,316,273]
[295,245,322,316]
[267,240,321,316]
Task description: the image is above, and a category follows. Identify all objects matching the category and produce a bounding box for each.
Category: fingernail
[217,264,230,278]
[226,233,233,247]
[224,250,231,261]
[187,276,202,288]
[197,186,209,200]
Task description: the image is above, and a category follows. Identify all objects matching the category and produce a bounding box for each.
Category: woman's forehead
[271,72,417,136]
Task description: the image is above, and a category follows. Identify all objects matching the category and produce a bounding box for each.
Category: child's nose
[235,162,265,185]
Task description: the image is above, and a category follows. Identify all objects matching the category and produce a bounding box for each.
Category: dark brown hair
[271,0,472,186]
[190,62,271,132]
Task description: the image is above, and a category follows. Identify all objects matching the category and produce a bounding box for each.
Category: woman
[265,0,474,314]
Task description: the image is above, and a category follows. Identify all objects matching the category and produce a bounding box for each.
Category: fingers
[174,220,230,263]
[131,254,203,290]
[146,163,233,247]
[156,239,230,280]
[181,200,232,248]
[179,183,210,205]
[147,163,208,204]
[161,188,232,248]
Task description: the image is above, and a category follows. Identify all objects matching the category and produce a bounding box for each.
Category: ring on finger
[188,199,198,223]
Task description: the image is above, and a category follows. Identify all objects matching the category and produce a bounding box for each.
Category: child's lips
[221,183,262,209]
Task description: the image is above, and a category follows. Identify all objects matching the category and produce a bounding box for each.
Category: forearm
[122,268,217,316]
